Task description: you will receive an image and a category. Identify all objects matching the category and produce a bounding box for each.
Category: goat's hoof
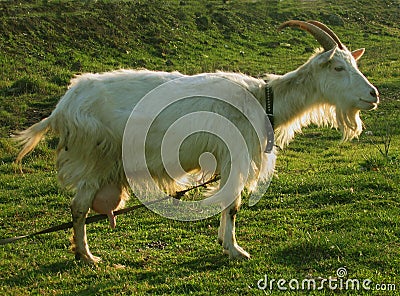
[74,252,101,265]
[88,255,102,265]
[223,245,250,260]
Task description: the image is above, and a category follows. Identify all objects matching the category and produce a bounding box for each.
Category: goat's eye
[334,66,345,72]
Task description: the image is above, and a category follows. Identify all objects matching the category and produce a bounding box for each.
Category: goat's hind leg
[70,186,100,264]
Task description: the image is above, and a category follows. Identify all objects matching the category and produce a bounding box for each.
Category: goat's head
[279,20,379,139]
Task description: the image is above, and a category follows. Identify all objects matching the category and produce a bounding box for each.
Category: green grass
[1,0,399,295]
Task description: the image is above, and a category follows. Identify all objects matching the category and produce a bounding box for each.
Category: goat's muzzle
[363,87,379,110]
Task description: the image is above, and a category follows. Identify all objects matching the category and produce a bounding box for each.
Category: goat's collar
[263,80,275,153]
[264,82,274,129]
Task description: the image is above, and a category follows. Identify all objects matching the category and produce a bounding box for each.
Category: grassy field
[1,0,399,295]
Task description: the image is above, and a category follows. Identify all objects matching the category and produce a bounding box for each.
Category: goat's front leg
[70,187,100,265]
[218,210,226,246]
[219,195,250,259]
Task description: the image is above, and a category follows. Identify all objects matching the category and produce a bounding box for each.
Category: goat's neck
[267,67,328,148]
[269,69,321,128]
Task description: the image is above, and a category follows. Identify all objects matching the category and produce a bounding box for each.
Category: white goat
[16,20,379,264]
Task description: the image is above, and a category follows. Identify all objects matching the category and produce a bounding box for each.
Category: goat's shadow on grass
[129,253,232,292]
[271,241,341,269]
[179,252,231,270]
[124,251,230,273]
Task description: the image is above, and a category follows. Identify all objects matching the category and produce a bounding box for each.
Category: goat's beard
[335,106,363,141]
[275,103,363,148]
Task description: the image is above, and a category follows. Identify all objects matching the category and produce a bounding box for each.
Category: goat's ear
[319,47,337,65]
[352,48,365,61]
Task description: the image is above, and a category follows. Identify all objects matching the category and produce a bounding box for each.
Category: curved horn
[278,20,337,51]
[307,20,344,50]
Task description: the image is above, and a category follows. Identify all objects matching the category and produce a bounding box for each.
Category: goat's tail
[15,117,51,167]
